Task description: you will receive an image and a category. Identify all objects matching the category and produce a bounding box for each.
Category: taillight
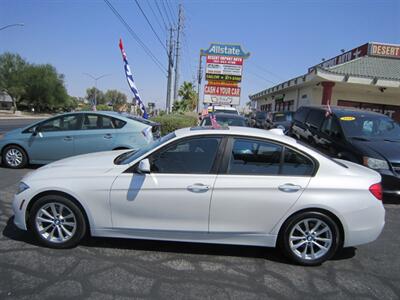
[369,183,382,201]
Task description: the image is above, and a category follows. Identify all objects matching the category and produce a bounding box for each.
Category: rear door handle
[104,133,113,139]
[278,183,302,193]
[187,183,210,193]
[64,136,73,141]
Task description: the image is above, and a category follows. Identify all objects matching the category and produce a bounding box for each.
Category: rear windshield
[203,116,246,127]
[273,112,293,122]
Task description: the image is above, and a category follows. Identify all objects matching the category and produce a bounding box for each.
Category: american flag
[210,113,221,129]
[325,102,332,117]
[119,39,148,119]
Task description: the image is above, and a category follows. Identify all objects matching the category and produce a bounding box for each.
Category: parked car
[14,126,384,265]
[208,105,239,115]
[0,111,157,168]
[199,113,249,127]
[290,105,400,198]
[254,111,272,129]
[270,111,294,132]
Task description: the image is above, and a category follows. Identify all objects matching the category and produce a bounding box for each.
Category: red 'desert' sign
[206,55,243,65]
[204,85,241,97]
[370,43,400,58]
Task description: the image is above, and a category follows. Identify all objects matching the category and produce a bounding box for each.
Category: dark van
[290,105,400,198]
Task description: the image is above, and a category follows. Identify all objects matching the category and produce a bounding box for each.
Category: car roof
[174,126,297,145]
[300,105,385,117]
[203,113,245,119]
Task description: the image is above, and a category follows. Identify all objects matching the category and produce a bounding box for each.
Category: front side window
[150,137,221,174]
[306,110,325,129]
[321,116,341,138]
[228,138,282,175]
[40,115,80,132]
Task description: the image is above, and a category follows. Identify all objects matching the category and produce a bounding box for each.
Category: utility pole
[173,4,183,105]
[166,28,174,113]
[196,50,204,113]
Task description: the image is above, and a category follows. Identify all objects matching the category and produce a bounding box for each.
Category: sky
[1,0,399,109]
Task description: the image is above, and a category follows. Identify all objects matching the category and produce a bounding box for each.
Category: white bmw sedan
[13,127,385,265]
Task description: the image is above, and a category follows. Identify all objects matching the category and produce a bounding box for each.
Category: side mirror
[32,126,41,136]
[137,158,151,174]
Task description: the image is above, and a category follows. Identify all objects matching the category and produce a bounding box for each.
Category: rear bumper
[343,203,385,247]
[381,172,400,198]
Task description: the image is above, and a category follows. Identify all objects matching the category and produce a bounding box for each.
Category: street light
[0,23,24,31]
[83,73,110,110]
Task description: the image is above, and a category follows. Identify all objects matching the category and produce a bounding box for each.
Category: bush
[152,113,198,135]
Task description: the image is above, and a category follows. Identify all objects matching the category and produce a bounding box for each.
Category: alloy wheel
[35,202,77,243]
[288,218,333,261]
[5,148,23,167]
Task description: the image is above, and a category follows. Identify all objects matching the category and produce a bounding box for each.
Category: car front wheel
[280,211,341,266]
[2,145,28,168]
[29,195,87,248]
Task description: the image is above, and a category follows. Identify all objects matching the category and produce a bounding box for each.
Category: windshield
[203,116,246,127]
[256,112,267,119]
[115,132,176,165]
[214,109,238,115]
[273,112,293,122]
[339,114,400,140]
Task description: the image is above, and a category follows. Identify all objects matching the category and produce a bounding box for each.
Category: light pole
[83,73,110,110]
[0,23,24,31]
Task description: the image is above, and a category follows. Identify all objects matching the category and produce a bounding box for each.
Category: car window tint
[294,107,309,122]
[150,137,221,174]
[282,147,314,176]
[321,116,341,137]
[228,138,282,175]
[113,118,126,129]
[306,110,325,128]
[82,114,115,130]
[40,115,80,132]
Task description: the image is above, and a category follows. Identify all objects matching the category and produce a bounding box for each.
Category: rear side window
[82,114,116,130]
[228,139,282,175]
[282,148,314,176]
[227,137,315,176]
[113,118,126,129]
[306,109,325,129]
[294,107,310,123]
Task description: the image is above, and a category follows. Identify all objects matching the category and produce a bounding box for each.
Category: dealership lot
[0,167,399,299]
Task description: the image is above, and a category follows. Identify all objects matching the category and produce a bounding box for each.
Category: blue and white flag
[119,38,148,119]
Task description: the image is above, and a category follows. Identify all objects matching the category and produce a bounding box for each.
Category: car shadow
[0,164,42,170]
[3,217,356,264]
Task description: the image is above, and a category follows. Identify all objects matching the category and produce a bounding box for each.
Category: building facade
[249,42,400,122]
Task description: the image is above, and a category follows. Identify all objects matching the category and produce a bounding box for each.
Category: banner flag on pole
[119,38,148,119]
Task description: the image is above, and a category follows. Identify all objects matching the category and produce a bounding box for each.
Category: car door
[74,113,117,155]
[209,137,313,235]
[110,136,223,233]
[27,114,81,162]
[317,115,346,156]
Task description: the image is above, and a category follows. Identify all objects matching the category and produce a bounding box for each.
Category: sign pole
[196,50,204,113]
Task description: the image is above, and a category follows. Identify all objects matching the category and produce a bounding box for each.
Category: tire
[279,211,341,266]
[28,194,87,249]
[2,145,28,168]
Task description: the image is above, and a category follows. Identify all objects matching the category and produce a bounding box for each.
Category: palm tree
[173,81,198,112]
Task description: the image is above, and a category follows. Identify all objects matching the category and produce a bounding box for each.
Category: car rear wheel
[2,145,28,168]
[280,211,340,266]
[29,195,86,249]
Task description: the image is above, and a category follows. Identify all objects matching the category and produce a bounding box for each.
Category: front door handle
[187,183,210,193]
[104,133,113,139]
[278,183,302,193]
[64,136,73,141]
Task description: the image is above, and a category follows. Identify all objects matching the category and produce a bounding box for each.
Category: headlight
[17,182,30,194]
[363,157,389,170]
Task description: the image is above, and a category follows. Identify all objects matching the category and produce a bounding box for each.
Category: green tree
[104,89,127,111]
[0,52,28,111]
[173,81,198,112]
[85,87,106,105]
[23,64,69,112]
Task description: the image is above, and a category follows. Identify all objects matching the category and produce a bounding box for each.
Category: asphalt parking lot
[0,166,399,299]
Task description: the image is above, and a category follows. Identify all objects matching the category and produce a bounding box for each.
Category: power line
[146,1,167,34]
[164,0,176,26]
[165,0,177,22]
[246,69,277,85]
[103,0,167,75]
[248,61,285,81]
[160,0,174,28]
[154,0,170,30]
[133,0,168,54]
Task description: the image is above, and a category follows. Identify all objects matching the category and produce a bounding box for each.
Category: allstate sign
[202,43,250,58]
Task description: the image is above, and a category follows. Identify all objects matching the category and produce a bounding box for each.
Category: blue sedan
[0,111,159,168]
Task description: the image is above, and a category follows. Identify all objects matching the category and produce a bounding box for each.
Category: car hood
[24,150,130,181]
[350,139,400,163]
